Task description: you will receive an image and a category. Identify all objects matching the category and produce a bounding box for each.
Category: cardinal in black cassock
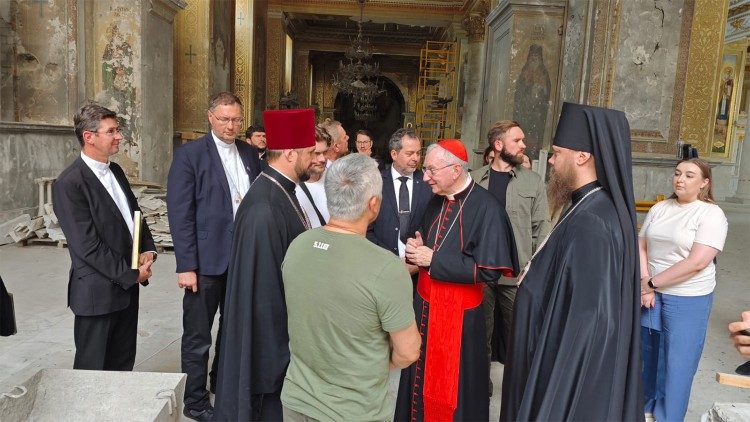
[395,139,518,421]
[213,109,317,421]
[500,103,642,421]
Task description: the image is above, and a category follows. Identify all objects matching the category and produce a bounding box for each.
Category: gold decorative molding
[294,50,310,107]
[266,16,285,109]
[679,0,729,155]
[462,14,486,42]
[174,0,210,133]
[234,0,254,123]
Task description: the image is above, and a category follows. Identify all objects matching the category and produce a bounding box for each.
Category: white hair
[425,143,469,174]
[324,154,383,221]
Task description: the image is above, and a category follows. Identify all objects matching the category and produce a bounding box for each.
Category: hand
[640,276,654,295]
[405,262,419,276]
[405,246,433,268]
[139,251,155,266]
[641,291,656,309]
[137,260,153,284]
[728,311,750,358]
[406,231,424,249]
[178,271,198,293]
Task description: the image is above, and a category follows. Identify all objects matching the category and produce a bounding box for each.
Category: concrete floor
[1,203,749,420]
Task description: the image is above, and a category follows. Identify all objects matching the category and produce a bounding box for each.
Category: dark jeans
[73,291,138,371]
[181,273,225,410]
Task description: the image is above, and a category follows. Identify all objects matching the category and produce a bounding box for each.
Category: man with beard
[367,128,432,279]
[245,125,267,161]
[394,140,518,421]
[295,124,331,228]
[501,103,642,421]
[213,108,317,421]
[470,120,550,396]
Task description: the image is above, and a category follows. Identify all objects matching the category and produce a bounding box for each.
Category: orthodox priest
[213,109,317,421]
[500,102,642,421]
[395,139,518,421]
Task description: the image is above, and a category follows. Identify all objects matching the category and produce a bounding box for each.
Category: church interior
[1,0,750,220]
[2,1,750,419]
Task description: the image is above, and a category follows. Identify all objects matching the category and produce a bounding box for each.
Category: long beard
[547,168,575,218]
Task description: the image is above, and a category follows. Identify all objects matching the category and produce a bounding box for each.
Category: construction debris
[3,180,174,252]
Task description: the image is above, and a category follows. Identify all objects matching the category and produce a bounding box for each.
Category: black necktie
[398,176,410,243]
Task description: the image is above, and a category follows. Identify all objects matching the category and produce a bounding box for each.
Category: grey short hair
[388,127,418,152]
[325,154,383,221]
[425,143,469,174]
[74,104,117,147]
[320,119,343,143]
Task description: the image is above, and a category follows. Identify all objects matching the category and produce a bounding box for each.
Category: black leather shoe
[736,361,750,376]
[183,405,215,421]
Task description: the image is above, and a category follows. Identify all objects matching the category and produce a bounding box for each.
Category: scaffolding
[415,41,459,147]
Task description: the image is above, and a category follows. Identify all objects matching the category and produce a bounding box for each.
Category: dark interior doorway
[334,77,405,164]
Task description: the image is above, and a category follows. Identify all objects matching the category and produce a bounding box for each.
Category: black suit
[367,168,432,256]
[53,156,155,370]
[167,134,261,412]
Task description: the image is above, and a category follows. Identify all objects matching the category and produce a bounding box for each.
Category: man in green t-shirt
[281,154,420,422]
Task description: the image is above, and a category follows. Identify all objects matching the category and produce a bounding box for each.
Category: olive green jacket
[470,164,551,284]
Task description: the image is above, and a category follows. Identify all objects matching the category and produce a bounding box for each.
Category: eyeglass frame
[210,111,244,126]
[423,163,456,176]
[87,127,123,137]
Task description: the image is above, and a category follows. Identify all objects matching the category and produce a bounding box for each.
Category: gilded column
[679,0,729,155]
[295,49,310,107]
[235,0,254,123]
[174,0,210,136]
[266,8,285,109]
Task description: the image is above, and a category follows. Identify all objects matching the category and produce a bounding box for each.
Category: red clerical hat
[437,139,468,162]
[263,109,316,150]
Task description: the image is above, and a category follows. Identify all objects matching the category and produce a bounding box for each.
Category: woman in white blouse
[639,158,728,422]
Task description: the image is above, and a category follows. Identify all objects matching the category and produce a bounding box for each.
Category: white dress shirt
[295,175,329,229]
[81,152,134,236]
[391,166,414,258]
[212,132,250,217]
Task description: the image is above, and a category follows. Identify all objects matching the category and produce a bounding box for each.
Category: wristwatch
[647,278,657,290]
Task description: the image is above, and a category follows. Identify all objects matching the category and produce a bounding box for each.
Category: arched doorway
[334,76,405,164]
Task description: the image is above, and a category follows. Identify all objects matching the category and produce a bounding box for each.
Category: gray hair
[325,154,383,221]
[425,143,469,174]
[320,119,344,143]
[74,104,117,147]
[388,127,418,152]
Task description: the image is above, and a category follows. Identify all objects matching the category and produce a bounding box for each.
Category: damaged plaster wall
[612,0,684,138]
[210,0,233,95]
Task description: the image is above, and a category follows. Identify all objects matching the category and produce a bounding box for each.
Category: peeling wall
[0,124,78,221]
[210,0,234,95]
[559,0,588,104]
[612,0,684,137]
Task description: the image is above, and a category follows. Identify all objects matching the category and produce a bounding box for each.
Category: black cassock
[214,167,309,421]
[501,182,642,421]
[395,180,517,421]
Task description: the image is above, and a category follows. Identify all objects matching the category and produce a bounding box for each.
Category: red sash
[417,269,483,421]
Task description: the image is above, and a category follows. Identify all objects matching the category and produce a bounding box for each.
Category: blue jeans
[641,292,713,422]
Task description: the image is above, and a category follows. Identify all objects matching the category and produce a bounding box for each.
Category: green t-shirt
[280,228,415,421]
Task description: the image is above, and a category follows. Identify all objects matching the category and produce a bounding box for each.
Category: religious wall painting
[711,51,743,156]
[508,13,563,161]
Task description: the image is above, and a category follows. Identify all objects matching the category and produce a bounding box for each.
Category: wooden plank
[716,372,750,388]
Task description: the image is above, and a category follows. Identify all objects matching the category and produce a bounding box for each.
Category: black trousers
[73,291,138,371]
[181,273,225,410]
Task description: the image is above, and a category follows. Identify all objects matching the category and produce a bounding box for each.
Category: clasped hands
[405,231,433,268]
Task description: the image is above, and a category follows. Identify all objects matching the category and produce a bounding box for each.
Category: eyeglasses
[356,139,372,145]
[211,113,244,126]
[90,128,122,137]
[423,164,455,176]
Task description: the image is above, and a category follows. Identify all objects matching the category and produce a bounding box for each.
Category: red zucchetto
[437,139,468,162]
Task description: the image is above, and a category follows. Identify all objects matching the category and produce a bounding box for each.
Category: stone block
[0,369,186,421]
[701,403,750,421]
[0,215,31,246]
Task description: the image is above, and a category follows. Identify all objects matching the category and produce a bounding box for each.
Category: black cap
[552,102,594,153]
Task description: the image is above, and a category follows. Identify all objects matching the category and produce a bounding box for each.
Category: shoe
[183,405,214,421]
[645,412,655,422]
[736,360,750,376]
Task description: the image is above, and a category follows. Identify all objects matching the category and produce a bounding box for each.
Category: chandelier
[332,0,383,122]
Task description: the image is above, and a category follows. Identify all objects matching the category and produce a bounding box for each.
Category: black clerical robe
[501,182,641,421]
[214,167,309,421]
[395,180,518,421]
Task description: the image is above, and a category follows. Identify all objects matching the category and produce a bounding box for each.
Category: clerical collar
[571,181,601,204]
[446,177,473,201]
[211,131,235,148]
[391,166,412,181]
[265,165,297,193]
[81,152,110,173]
